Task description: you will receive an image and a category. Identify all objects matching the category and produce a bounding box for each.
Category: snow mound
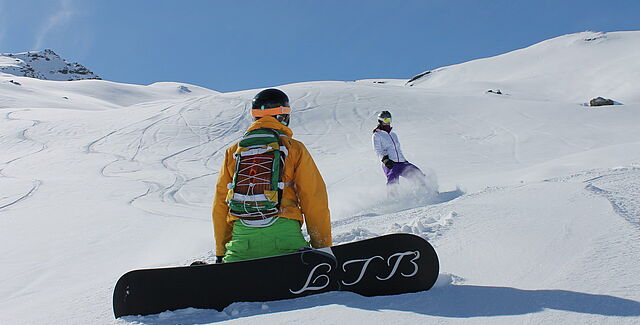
[390,211,456,240]
[432,273,465,288]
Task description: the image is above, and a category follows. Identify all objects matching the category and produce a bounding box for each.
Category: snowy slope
[408,31,640,104]
[1,31,640,325]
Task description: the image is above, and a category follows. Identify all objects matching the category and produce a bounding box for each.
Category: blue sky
[1,0,639,92]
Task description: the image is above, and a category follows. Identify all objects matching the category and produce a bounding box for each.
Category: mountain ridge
[0,49,100,81]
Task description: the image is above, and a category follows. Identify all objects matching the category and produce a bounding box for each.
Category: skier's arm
[212,147,234,256]
[294,143,332,248]
[372,132,386,159]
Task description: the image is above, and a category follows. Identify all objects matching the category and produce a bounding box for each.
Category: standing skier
[372,110,426,187]
[212,88,332,263]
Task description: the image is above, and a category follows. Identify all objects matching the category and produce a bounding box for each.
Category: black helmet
[378,110,392,124]
[251,88,291,125]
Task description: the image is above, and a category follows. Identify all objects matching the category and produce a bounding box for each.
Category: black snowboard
[113,233,439,318]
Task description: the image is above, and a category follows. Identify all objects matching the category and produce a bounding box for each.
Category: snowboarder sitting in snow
[372,110,426,187]
[212,88,332,263]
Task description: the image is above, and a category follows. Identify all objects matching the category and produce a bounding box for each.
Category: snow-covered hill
[1,49,100,81]
[1,31,639,325]
[408,31,640,104]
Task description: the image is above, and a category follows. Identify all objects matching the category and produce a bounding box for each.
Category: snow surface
[1,31,639,324]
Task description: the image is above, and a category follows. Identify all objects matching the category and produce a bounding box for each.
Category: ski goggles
[380,117,392,124]
[251,106,292,117]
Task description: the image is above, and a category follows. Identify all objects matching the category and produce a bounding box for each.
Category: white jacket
[372,129,407,163]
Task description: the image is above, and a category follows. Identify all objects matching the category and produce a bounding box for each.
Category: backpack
[226,128,287,220]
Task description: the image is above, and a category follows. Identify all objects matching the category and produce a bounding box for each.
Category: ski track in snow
[583,167,640,228]
[86,95,249,217]
[0,109,47,210]
[544,166,640,228]
[0,179,41,210]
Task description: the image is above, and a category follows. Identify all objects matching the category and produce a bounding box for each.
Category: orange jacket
[212,116,332,256]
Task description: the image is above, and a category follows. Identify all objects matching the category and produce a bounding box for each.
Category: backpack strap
[259,128,287,210]
[226,128,288,220]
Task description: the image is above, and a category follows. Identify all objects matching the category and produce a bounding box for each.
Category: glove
[190,260,207,266]
[215,256,224,264]
[381,155,394,169]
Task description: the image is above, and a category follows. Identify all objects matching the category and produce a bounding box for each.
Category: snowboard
[113,233,439,318]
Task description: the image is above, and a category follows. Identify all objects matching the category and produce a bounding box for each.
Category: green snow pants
[223,218,310,263]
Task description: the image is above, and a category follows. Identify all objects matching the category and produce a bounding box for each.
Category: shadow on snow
[123,284,640,324]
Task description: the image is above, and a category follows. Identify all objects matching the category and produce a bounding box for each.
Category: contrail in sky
[0,0,6,48]
[33,0,76,50]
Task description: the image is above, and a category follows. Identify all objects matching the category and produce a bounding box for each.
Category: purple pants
[383,161,424,185]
